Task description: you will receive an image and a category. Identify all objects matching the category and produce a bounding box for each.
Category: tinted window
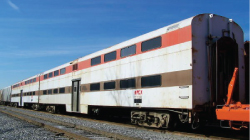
[33,78,36,82]
[48,89,52,94]
[49,72,53,78]
[141,36,162,52]
[104,81,115,90]
[59,88,65,93]
[120,78,136,89]
[33,92,35,95]
[73,64,78,70]
[90,83,100,91]
[104,51,116,62]
[60,68,66,75]
[121,45,136,58]
[91,56,101,66]
[53,89,58,94]
[43,90,47,95]
[44,74,47,79]
[54,70,59,76]
[141,75,161,87]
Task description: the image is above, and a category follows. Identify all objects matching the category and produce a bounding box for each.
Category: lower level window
[141,75,161,87]
[59,88,65,93]
[104,81,115,90]
[43,90,47,95]
[90,83,100,91]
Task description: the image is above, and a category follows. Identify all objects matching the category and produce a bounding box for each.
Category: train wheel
[191,118,200,130]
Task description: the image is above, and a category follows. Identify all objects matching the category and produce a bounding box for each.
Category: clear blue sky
[0,0,249,89]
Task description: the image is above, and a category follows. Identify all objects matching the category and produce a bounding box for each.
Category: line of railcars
[0,14,247,129]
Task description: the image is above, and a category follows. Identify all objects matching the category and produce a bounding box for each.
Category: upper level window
[73,64,78,71]
[44,74,47,79]
[30,79,32,83]
[120,78,136,89]
[91,56,101,66]
[54,70,59,76]
[33,78,36,82]
[141,36,162,52]
[90,83,100,91]
[104,81,115,90]
[104,51,116,62]
[49,72,53,78]
[60,68,66,75]
[141,75,161,88]
[121,45,136,58]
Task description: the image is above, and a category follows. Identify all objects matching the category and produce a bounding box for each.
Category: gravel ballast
[0,111,68,140]
[0,106,209,140]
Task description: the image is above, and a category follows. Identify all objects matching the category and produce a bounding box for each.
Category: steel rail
[0,107,140,140]
[0,109,91,140]
[1,106,247,140]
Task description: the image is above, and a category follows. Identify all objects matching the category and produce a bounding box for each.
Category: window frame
[60,68,66,75]
[104,81,116,90]
[43,90,47,95]
[53,89,58,94]
[141,36,162,52]
[49,72,53,78]
[90,83,100,91]
[120,78,136,89]
[59,87,65,93]
[91,56,101,66]
[54,70,59,76]
[48,89,52,94]
[44,74,48,79]
[120,44,136,58]
[104,51,117,62]
[141,75,162,88]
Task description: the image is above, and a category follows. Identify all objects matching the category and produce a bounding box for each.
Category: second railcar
[0,86,12,105]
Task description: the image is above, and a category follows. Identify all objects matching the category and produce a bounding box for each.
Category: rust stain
[199,17,202,22]
[192,48,198,53]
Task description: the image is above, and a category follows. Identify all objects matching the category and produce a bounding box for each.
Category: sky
[0,0,249,89]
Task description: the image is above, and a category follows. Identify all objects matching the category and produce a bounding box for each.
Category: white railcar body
[5,14,245,128]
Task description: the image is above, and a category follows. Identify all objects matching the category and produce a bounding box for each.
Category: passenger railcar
[0,86,12,105]
[4,13,246,129]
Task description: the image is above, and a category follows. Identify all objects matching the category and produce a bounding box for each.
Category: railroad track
[0,106,138,140]
[0,106,248,140]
